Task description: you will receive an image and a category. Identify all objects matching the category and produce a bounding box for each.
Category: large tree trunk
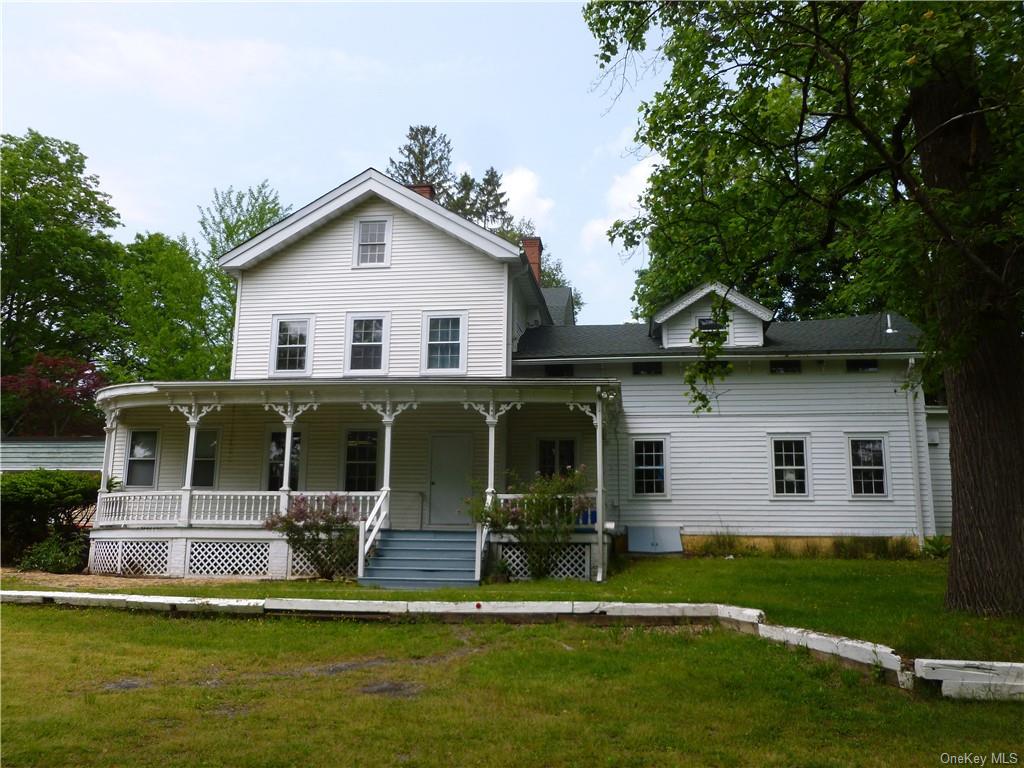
[942,315,1024,615]
[911,56,1024,615]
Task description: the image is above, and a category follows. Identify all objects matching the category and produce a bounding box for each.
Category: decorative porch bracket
[462,400,523,505]
[167,394,222,525]
[263,390,318,502]
[567,387,618,583]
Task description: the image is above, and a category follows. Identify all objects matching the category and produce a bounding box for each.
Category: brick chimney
[408,183,436,201]
[522,236,543,284]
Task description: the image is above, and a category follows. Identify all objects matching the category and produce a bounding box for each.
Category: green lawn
[2,605,1020,768]
[4,557,1023,660]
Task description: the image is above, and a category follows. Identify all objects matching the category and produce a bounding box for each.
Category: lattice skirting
[496,542,590,581]
[188,541,270,577]
[90,540,170,576]
[287,547,357,580]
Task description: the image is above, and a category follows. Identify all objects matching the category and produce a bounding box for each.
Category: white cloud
[501,166,555,228]
[37,25,384,119]
[579,155,659,253]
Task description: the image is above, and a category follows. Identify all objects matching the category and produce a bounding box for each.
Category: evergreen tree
[386,125,455,202]
[447,172,477,220]
[473,167,513,231]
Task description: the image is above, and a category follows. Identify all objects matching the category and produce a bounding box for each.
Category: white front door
[428,433,473,527]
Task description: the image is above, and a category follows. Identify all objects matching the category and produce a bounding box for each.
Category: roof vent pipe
[885,313,897,334]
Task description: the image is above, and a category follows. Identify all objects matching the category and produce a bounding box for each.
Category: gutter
[905,359,926,547]
[513,351,924,365]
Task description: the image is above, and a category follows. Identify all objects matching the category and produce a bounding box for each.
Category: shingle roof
[514,313,920,360]
[541,286,574,326]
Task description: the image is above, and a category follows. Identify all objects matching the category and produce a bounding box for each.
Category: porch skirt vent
[497,543,590,581]
[187,541,270,578]
[91,540,170,577]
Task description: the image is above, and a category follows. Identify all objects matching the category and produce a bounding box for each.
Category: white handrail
[474,523,489,582]
[358,488,390,578]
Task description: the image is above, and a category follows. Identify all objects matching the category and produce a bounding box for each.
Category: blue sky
[3,2,662,323]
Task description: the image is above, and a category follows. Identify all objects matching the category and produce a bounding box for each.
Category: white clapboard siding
[233,198,508,379]
[926,411,952,535]
[561,359,936,536]
[662,295,764,348]
[505,404,599,489]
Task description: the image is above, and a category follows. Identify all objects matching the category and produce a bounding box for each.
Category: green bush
[693,532,757,558]
[923,535,952,559]
[470,469,590,579]
[18,530,89,573]
[0,469,99,565]
[265,493,359,580]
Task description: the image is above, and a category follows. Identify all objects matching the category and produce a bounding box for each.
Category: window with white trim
[353,217,391,267]
[346,313,389,374]
[126,430,158,487]
[191,429,219,488]
[422,312,467,374]
[632,438,667,495]
[538,438,576,477]
[770,436,808,496]
[850,437,887,496]
[271,317,312,375]
[344,429,379,492]
[267,430,301,491]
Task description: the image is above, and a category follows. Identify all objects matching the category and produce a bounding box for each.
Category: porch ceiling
[97,377,622,410]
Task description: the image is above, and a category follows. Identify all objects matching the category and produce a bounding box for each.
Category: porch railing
[494,493,598,528]
[357,488,390,579]
[95,489,383,528]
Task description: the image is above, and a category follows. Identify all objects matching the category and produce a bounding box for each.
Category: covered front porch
[90,378,619,583]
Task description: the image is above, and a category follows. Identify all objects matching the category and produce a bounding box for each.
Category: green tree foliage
[0,469,99,565]
[473,166,514,231]
[387,125,456,203]
[447,171,478,219]
[115,233,220,381]
[187,182,291,377]
[586,2,1023,614]
[1,130,133,373]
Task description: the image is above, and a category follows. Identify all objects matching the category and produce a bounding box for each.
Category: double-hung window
[632,437,667,496]
[125,430,158,487]
[346,313,389,374]
[190,429,219,488]
[271,316,313,375]
[422,312,467,374]
[770,436,809,496]
[353,217,392,267]
[344,430,379,492]
[850,437,887,496]
[538,438,576,478]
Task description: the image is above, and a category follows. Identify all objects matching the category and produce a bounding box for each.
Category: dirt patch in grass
[359,681,423,698]
[102,677,151,691]
[1,567,254,591]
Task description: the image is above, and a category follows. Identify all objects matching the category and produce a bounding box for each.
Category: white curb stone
[915,659,1024,684]
[940,681,1024,701]
[717,605,766,624]
[265,598,407,614]
[571,602,719,618]
[0,591,46,604]
[758,624,902,672]
[408,601,573,614]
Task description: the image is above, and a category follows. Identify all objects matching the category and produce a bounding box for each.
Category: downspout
[905,358,926,548]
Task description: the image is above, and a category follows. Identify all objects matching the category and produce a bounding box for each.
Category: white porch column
[463,400,522,508]
[264,391,319,514]
[100,408,118,492]
[169,395,222,526]
[381,415,393,516]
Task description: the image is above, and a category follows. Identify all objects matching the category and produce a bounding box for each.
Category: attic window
[846,359,879,373]
[770,360,802,374]
[353,217,392,267]
[697,317,725,333]
[545,364,574,377]
[632,361,663,376]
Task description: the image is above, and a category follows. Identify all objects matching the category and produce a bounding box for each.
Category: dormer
[653,282,773,348]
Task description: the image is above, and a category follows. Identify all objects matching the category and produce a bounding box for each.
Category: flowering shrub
[470,468,591,578]
[265,494,359,580]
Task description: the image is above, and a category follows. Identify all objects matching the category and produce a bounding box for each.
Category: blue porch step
[359,529,479,589]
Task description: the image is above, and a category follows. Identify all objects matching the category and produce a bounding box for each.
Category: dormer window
[353,216,392,267]
[697,317,723,333]
[271,315,313,376]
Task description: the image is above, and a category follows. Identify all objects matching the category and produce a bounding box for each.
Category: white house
[88,168,951,585]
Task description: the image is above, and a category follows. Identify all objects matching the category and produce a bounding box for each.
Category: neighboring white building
[89,168,951,584]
